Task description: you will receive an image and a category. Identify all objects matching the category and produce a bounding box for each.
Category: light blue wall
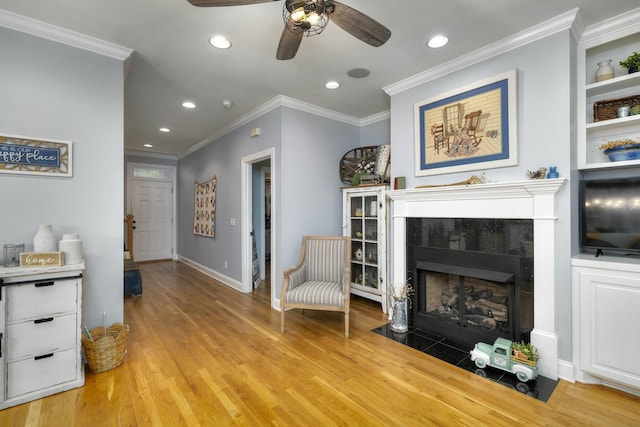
[279,108,359,276]
[177,106,358,297]
[0,27,126,328]
[178,109,282,281]
[388,30,575,360]
[360,119,390,148]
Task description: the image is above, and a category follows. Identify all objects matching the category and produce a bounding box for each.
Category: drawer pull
[34,317,54,324]
[34,281,55,288]
[34,353,54,361]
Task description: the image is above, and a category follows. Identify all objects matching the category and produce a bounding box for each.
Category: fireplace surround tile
[372,324,558,402]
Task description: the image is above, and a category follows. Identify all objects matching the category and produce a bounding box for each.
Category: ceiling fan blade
[329,2,391,47]
[187,0,277,6]
[276,21,303,60]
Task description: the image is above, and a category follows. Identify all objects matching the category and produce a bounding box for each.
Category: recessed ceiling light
[182,101,196,109]
[159,127,170,133]
[144,143,153,148]
[325,81,340,89]
[222,99,232,108]
[428,35,449,48]
[209,35,231,49]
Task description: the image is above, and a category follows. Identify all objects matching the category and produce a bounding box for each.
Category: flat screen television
[580,178,640,256]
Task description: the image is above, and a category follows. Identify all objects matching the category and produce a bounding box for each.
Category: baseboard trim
[177,255,244,293]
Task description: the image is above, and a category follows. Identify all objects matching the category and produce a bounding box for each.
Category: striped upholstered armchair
[280,236,351,337]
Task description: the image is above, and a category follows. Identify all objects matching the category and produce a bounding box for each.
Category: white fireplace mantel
[388,178,566,379]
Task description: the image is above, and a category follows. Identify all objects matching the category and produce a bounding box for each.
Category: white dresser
[0,264,84,409]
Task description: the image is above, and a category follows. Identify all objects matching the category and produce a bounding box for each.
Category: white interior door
[132,180,173,261]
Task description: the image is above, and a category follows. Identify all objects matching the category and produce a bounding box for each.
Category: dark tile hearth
[372,324,557,402]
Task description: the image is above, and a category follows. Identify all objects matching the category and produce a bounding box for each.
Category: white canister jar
[59,233,83,265]
[34,224,58,252]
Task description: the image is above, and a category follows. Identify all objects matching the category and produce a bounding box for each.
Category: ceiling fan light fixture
[283,0,329,37]
[291,8,306,22]
[427,35,449,48]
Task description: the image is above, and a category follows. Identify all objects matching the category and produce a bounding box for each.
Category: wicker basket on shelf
[593,94,640,121]
[82,322,129,373]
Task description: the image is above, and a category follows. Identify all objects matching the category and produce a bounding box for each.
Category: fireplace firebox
[407,218,533,349]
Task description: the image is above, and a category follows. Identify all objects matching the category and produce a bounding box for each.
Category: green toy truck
[469,337,538,382]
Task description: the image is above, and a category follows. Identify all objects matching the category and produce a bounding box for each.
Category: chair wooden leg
[281,308,285,333]
[344,312,349,338]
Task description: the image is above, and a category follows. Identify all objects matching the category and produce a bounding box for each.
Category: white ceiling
[1,0,639,157]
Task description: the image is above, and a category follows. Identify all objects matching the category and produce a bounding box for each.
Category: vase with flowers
[351,159,376,186]
[387,279,414,332]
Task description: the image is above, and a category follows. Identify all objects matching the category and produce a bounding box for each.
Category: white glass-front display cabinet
[342,185,388,313]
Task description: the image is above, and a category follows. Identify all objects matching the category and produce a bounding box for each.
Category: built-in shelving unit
[577,18,640,170]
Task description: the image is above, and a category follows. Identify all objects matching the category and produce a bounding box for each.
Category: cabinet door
[577,268,640,389]
[347,191,379,293]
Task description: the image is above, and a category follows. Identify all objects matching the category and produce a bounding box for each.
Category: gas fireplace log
[466,301,492,316]
[466,314,497,330]
[477,297,508,311]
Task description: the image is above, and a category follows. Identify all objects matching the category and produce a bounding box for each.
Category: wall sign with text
[0,133,73,177]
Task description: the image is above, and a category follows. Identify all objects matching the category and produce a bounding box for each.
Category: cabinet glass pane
[351,218,363,239]
[365,265,379,289]
[351,197,363,217]
[365,196,378,217]
[364,219,377,241]
[351,262,363,284]
[352,241,363,262]
[365,242,378,264]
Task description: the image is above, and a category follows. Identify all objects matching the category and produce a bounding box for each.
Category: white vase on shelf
[59,233,83,265]
[34,224,57,252]
[595,59,615,82]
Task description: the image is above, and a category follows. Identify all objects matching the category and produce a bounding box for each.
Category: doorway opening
[241,148,276,308]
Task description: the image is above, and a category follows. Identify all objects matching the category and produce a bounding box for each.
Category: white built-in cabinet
[342,185,388,313]
[577,16,640,170]
[0,264,84,409]
[572,255,640,395]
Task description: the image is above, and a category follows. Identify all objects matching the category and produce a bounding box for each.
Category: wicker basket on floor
[82,322,129,373]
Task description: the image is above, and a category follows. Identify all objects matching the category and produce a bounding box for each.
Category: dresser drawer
[7,278,78,321]
[7,313,77,361]
[7,348,78,398]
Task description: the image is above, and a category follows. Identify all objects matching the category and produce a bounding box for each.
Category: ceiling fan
[187,0,391,60]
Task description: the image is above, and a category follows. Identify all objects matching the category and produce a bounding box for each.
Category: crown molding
[180,95,370,158]
[0,8,132,61]
[125,149,178,161]
[383,8,579,96]
[360,110,390,126]
[579,7,640,47]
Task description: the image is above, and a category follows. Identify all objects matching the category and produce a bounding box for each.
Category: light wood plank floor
[1,260,639,426]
